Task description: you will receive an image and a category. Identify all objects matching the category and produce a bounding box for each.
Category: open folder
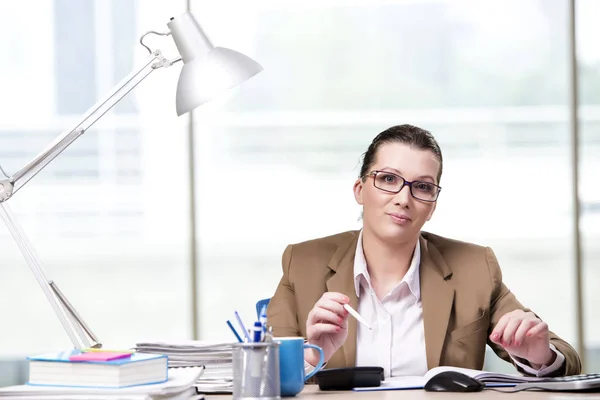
[353,366,548,391]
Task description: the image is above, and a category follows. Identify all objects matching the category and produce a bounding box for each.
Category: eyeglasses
[364,170,442,202]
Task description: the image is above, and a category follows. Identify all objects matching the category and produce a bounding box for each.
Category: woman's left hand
[490,310,555,368]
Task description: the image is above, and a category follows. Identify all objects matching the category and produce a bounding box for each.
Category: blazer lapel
[419,235,455,369]
[325,231,359,367]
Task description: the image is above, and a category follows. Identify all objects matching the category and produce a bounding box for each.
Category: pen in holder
[233,341,281,400]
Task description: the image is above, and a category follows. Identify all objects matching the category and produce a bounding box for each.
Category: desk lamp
[0,11,262,350]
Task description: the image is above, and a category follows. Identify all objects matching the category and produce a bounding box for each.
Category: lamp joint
[0,179,14,203]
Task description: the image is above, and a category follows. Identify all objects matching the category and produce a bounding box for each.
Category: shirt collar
[353,230,421,300]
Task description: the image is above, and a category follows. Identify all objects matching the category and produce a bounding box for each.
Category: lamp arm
[0,50,174,202]
[0,49,178,350]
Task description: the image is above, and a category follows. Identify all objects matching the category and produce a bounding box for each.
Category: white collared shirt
[352,230,565,378]
[354,230,427,377]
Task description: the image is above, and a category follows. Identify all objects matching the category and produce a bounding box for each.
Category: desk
[209,385,600,399]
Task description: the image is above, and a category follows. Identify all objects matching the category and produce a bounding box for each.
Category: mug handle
[303,344,325,380]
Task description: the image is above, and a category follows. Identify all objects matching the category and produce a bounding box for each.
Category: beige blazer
[267,230,581,376]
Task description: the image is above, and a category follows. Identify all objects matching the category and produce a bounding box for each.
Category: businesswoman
[267,124,581,378]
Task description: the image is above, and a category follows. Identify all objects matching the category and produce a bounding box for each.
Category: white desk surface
[208,384,600,399]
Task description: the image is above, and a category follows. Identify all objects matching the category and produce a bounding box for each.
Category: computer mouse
[423,371,485,392]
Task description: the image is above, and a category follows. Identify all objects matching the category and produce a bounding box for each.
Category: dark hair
[359,124,443,183]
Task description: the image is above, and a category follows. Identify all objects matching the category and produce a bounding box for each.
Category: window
[0,0,190,354]
[193,0,582,372]
[578,0,600,373]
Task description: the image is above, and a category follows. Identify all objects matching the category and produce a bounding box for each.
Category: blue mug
[275,337,324,397]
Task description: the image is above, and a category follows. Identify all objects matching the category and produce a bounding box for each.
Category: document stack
[136,341,235,393]
[0,364,204,399]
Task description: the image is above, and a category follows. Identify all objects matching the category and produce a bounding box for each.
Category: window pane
[578,0,600,373]
[54,0,97,114]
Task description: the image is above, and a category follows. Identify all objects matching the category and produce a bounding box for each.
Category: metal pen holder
[233,341,281,400]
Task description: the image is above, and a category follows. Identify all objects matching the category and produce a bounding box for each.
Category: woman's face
[353,142,441,244]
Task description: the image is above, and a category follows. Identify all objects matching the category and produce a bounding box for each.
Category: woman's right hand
[305,292,350,366]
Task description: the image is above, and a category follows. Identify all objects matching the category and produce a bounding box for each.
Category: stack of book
[28,350,168,388]
[0,349,204,399]
[135,341,234,393]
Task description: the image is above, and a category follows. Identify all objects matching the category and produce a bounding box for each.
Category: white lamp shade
[167,11,263,116]
[175,47,263,116]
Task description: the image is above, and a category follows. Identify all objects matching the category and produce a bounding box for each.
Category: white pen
[343,303,372,330]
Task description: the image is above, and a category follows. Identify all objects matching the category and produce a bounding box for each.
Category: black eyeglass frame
[363,170,442,202]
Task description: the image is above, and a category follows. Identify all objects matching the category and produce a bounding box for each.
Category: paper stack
[135,341,234,393]
[0,366,204,399]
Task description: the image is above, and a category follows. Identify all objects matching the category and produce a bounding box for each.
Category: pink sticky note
[69,352,132,362]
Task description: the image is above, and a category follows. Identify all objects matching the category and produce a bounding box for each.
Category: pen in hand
[343,304,372,330]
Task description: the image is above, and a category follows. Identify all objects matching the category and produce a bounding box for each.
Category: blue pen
[226,320,243,343]
[252,321,263,342]
[235,311,252,342]
[259,305,267,336]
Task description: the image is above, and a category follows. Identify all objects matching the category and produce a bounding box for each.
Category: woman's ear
[353,179,364,205]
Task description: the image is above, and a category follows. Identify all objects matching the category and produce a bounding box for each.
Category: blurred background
[0,0,598,385]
